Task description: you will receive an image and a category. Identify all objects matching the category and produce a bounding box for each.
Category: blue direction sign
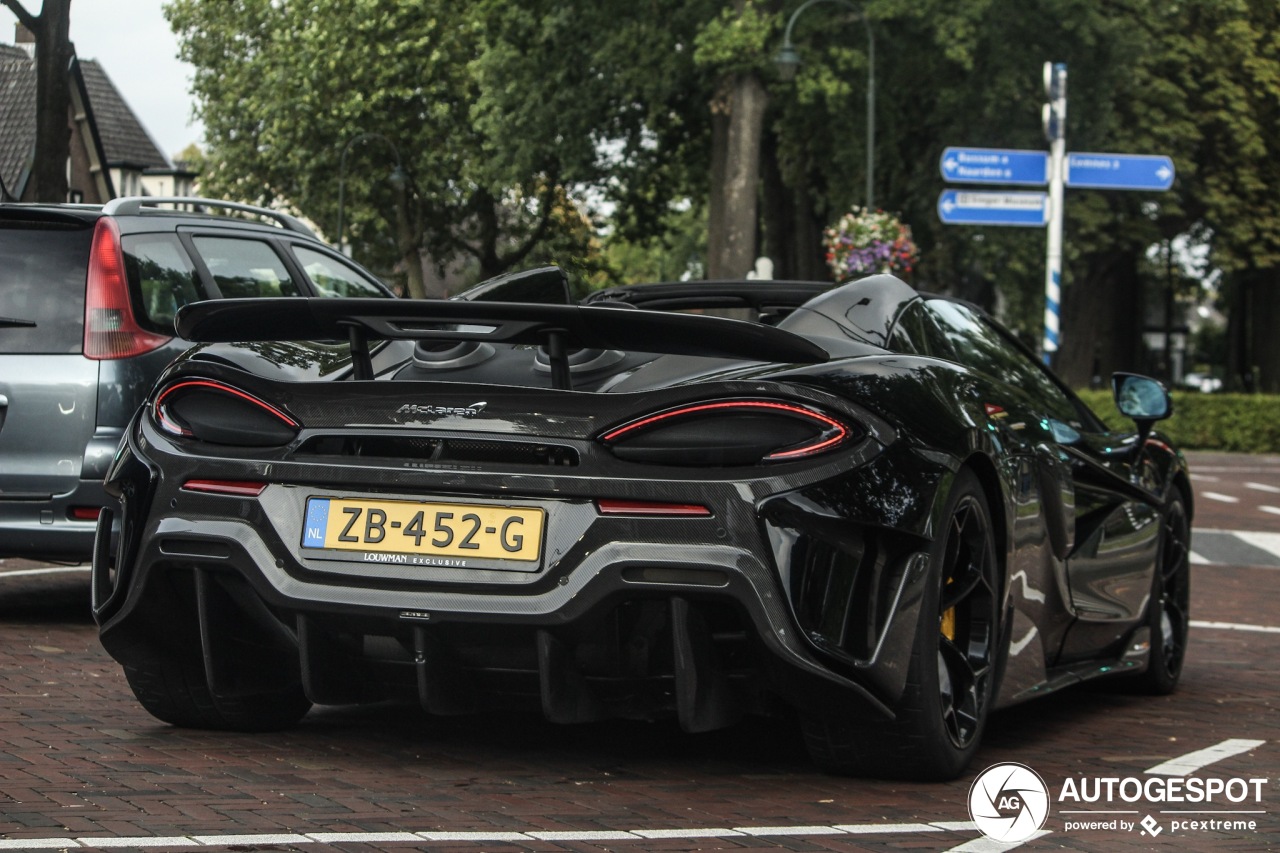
[1065,152,1175,190]
[940,147,1049,185]
[938,190,1050,227]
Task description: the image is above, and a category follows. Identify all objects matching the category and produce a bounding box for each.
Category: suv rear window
[292,246,390,298]
[192,236,301,299]
[122,234,205,332]
[0,220,92,354]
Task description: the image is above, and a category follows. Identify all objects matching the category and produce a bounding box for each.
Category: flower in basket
[822,207,919,282]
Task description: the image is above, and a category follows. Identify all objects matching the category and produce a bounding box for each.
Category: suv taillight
[84,218,171,360]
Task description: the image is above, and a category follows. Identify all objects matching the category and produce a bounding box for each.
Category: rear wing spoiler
[175,296,829,388]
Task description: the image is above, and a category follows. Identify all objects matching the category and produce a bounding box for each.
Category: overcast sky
[3,0,204,158]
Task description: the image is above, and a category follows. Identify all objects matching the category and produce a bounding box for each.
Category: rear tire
[803,468,1000,780]
[1131,491,1191,694]
[124,654,311,732]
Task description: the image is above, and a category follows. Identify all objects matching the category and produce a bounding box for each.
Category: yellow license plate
[302,497,544,562]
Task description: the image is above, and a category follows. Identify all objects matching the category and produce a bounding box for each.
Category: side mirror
[1111,372,1172,422]
[1112,373,1172,453]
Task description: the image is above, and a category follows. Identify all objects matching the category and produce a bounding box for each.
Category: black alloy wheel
[1138,493,1191,694]
[935,484,999,750]
[802,468,1000,780]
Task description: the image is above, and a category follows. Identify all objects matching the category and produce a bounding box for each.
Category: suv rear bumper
[0,479,119,561]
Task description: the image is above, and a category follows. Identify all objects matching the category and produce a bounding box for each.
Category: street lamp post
[335,132,407,256]
[775,0,875,210]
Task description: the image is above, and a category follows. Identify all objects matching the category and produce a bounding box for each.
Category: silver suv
[0,197,393,561]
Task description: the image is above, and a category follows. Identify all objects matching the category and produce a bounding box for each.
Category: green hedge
[1075,390,1280,454]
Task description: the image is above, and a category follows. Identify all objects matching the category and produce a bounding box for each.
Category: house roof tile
[0,44,36,198]
[77,58,171,169]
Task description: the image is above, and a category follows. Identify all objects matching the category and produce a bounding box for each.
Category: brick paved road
[0,453,1273,851]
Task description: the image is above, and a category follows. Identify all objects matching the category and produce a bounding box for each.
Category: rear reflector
[181,480,268,497]
[68,506,103,521]
[596,499,712,517]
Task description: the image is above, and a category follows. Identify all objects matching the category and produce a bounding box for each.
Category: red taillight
[154,379,300,446]
[600,400,852,466]
[68,506,103,521]
[596,499,713,517]
[84,218,171,360]
[181,480,268,497]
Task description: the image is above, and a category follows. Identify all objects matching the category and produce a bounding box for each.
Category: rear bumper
[98,505,931,728]
[96,403,940,730]
[0,479,118,561]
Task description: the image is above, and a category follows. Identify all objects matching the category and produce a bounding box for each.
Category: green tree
[1161,0,1280,391]
[166,0,603,296]
[170,0,1280,392]
[770,0,1280,388]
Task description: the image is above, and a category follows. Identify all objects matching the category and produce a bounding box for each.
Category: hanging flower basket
[823,207,919,282]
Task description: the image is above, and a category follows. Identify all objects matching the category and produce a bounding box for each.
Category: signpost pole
[1042,62,1067,366]
[939,62,1173,368]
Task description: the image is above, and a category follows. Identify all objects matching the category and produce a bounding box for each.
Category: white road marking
[0,821,1039,848]
[1245,482,1280,494]
[633,828,744,838]
[307,833,421,843]
[1203,491,1241,503]
[838,823,943,833]
[1144,738,1267,776]
[1189,473,1220,482]
[1262,506,1280,516]
[943,831,1052,852]
[1190,528,1280,566]
[528,831,644,841]
[1236,530,1280,555]
[193,835,310,846]
[737,825,847,836]
[75,838,198,848]
[1190,550,1211,565]
[418,832,533,841]
[1192,619,1280,634]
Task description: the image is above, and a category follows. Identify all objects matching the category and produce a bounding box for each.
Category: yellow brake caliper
[941,576,956,641]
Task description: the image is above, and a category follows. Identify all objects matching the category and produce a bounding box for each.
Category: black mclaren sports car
[93,268,1192,780]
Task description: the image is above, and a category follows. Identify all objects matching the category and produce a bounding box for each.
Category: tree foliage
[169,0,1280,386]
[166,0,607,295]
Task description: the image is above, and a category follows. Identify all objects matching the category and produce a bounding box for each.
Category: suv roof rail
[102,196,317,238]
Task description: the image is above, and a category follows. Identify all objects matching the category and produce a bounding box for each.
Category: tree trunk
[760,127,827,283]
[1056,249,1144,389]
[10,0,75,202]
[706,78,730,280]
[1230,269,1280,392]
[706,71,766,279]
[395,183,425,299]
[760,128,788,279]
[792,192,826,282]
